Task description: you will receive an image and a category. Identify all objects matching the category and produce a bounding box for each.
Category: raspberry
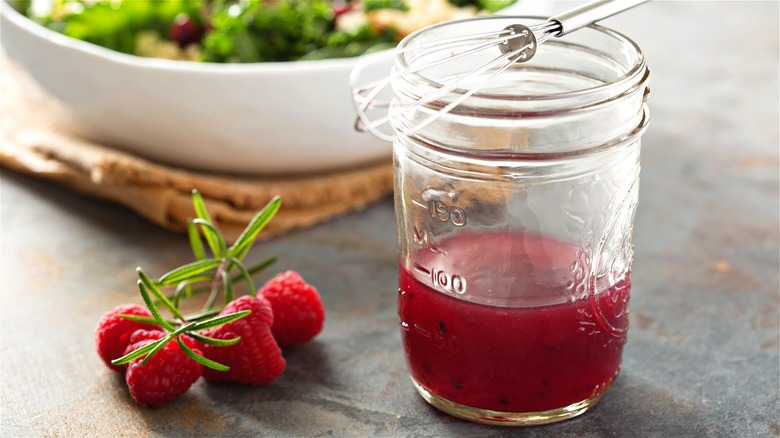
[94,304,160,372]
[124,330,203,407]
[258,271,325,348]
[199,295,285,385]
[169,13,203,47]
[126,328,166,346]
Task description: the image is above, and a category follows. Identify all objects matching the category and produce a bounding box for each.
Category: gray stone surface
[1,1,778,436]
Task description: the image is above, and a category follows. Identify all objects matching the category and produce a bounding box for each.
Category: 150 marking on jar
[413,196,467,227]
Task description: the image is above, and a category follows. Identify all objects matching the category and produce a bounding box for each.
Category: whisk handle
[549,0,649,36]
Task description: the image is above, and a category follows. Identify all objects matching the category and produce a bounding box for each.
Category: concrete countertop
[1,1,778,436]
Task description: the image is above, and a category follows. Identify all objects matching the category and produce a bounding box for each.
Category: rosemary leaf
[223,268,234,303]
[229,196,281,260]
[173,280,189,309]
[137,279,176,331]
[191,190,224,257]
[192,310,251,330]
[203,279,220,311]
[247,256,278,276]
[187,219,207,260]
[140,333,174,366]
[184,307,223,321]
[230,257,256,297]
[111,339,160,366]
[158,258,222,285]
[178,336,230,371]
[138,268,186,321]
[118,314,172,326]
[189,332,242,347]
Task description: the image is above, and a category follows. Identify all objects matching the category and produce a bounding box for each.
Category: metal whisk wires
[350,0,649,142]
[351,23,551,142]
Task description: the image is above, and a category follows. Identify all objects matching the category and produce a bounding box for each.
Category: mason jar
[391,16,650,426]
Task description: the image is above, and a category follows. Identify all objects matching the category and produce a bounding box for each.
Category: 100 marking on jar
[411,191,468,296]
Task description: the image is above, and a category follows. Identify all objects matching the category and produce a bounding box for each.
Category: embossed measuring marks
[410,189,468,296]
[400,317,458,351]
[412,264,467,296]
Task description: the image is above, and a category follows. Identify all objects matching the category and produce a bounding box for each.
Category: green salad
[11,0,515,63]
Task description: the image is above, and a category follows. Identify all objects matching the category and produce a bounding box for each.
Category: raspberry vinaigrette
[398,232,631,416]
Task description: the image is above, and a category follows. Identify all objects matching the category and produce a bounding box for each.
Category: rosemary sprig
[113,189,282,370]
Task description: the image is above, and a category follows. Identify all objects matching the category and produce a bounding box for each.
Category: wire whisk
[351,0,649,141]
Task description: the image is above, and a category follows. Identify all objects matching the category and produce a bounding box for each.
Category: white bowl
[0,1,393,174]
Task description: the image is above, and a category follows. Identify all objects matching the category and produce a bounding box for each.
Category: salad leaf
[475,0,517,13]
[300,24,396,61]
[202,0,335,63]
[447,0,515,13]
[364,0,409,12]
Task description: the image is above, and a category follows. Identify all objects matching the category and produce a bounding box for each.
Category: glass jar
[392,16,649,426]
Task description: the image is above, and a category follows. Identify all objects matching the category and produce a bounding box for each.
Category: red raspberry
[126,328,166,346]
[258,271,325,348]
[124,330,203,407]
[199,295,285,385]
[94,304,160,372]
